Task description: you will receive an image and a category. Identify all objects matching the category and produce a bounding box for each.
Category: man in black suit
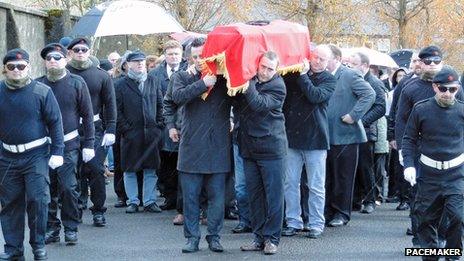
[149,40,187,211]
[349,52,386,214]
[237,51,287,255]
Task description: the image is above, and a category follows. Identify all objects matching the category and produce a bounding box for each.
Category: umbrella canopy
[170,31,206,46]
[390,49,414,68]
[342,47,398,68]
[71,0,184,37]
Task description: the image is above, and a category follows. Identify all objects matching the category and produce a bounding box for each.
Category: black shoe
[306,229,323,239]
[207,237,224,253]
[386,195,400,203]
[328,217,347,227]
[114,199,127,208]
[0,252,24,261]
[44,230,60,244]
[126,204,139,213]
[144,203,162,213]
[406,227,413,236]
[224,211,239,220]
[352,204,362,212]
[232,223,252,234]
[64,231,78,245]
[159,200,176,210]
[361,203,375,214]
[32,248,47,260]
[396,202,410,211]
[93,213,106,227]
[281,227,299,236]
[182,238,199,253]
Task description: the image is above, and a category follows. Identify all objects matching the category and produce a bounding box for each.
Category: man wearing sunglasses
[402,66,464,256]
[66,37,117,228]
[0,48,65,260]
[395,46,464,247]
[36,43,95,246]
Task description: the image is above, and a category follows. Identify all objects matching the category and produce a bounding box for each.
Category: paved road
[1,180,415,260]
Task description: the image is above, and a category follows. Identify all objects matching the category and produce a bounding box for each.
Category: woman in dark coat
[115,51,164,213]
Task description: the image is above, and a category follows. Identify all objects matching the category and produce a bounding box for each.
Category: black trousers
[0,151,50,254]
[374,153,389,201]
[244,158,285,245]
[390,149,410,202]
[48,149,80,232]
[157,150,179,205]
[78,127,108,214]
[354,142,376,205]
[325,144,359,222]
[415,164,464,258]
[113,133,126,201]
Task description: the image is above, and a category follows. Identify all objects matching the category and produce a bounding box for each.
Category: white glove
[300,58,310,75]
[49,155,64,170]
[82,148,95,163]
[398,149,404,166]
[101,133,115,146]
[203,74,217,86]
[403,167,416,187]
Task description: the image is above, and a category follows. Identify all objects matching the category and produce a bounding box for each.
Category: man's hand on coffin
[300,58,310,75]
[203,74,217,86]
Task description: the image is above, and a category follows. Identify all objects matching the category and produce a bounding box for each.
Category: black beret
[99,59,113,71]
[418,46,442,59]
[59,36,73,48]
[3,48,30,65]
[40,43,67,59]
[433,66,460,86]
[67,37,91,50]
[126,50,146,62]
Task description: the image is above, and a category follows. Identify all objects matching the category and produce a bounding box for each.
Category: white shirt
[331,63,341,76]
[167,64,180,79]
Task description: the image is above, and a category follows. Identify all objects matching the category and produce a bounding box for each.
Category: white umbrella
[71,0,184,37]
[342,47,398,68]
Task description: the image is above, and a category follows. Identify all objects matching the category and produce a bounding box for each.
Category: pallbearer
[0,48,64,260]
[37,43,95,245]
[402,66,464,257]
[66,37,117,227]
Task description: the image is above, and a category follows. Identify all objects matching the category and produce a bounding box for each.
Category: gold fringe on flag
[199,53,305,100]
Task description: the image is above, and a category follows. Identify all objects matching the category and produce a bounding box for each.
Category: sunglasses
[5,63,27,71]
[438,86,458,93]
[422,57,442,65]
[46,54,64,61]
[72,47,89,53]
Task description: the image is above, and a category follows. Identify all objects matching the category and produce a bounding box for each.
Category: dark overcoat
[115,74,164,172]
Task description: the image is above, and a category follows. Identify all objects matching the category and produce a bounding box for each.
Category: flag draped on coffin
[200,20,311,98]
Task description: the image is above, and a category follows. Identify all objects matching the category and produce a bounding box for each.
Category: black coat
[149,60,188,152]
[171,72,232,174]
[236,75,288,160]
[362,72,387,142]
[115,75,164,172]
[283,71,336,150]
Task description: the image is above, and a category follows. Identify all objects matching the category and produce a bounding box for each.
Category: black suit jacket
[236,75,288,160]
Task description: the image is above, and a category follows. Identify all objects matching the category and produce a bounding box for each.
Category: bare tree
[374,0,435,48]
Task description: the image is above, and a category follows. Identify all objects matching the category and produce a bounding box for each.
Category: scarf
[435,95,455,107]
[420,70,438,82]
[46,68,67,82]
[5,76,32,90]
[127,69,147,93]
[68,58,93,70]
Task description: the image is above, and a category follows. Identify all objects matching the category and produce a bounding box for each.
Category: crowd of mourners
[0,34,463,260]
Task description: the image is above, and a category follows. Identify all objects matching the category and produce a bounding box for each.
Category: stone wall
[0,2,48,78]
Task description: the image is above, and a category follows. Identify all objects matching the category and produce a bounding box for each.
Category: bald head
[108,52,120,66]
[310,45,332,73]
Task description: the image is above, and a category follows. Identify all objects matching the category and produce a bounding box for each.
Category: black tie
[170,67,175,79]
